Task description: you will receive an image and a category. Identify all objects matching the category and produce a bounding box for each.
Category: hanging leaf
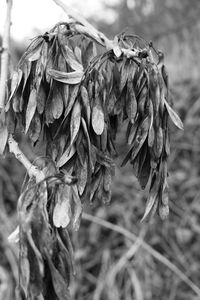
[70,100,81,145]
[46,251,72,300]
[126,79,137,123]
[36,83,46,114]
[0,124,8,155]
[8,69,23,103]
[25,88,37,133]
[57,145,76,168]
[82,41,97,68]
[77,158,88,196]
[52,88,64,119]
[26,39,43,61]
[28,112,41,143]
[141,176,160,222]
[80,86,91,125]
[164,100,184,130]
[53,186,72,228]
[92,96,104,135]
[62,45,83,72]
[47,69,83,85]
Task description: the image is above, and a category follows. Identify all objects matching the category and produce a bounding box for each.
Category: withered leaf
[28,112,41,143]
[70,100,81,145]
[77,158,88,196]
[8,69,23,103]
[25,88,37,134]
[0,124,8,155]
[80,86,91,125]
[159,203,169,220]
[62,45,83,72]
[92,96,104,135]
[113,36,122,58]
[36,83,46,114]
[164,100,184,130]
[82,41,97,68]
[153,126,163,158]
[141,177,159,222]
[64,85,79,118]
[103,168,112,192]
[53,186,72,228]
[47,69,83,85]
[74,46,82,63]
[46,252,72,300]
[71,185,82,231]
[126,79,137,124]
[26,40,43,61]
[57,145,75,168]
[52,88,64,119]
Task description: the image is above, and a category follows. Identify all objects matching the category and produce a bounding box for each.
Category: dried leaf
[0,124,8,154]
[46,252,72,300]
[25,88,37,133]
[126,79,137,123]
[53,186,72,228]
[70,100,81,145]
[8,69,23,102]
[47,69,83,85]
[52,89,64,119]
[164,100,184,130]
[57,145,76,168]
[77,159,88,196]
[28,112,41,143]
[62,45,83,72]
[82,41,97,68]
[92,96,104,135]
[36,83,46,114]
[81,86,91,125]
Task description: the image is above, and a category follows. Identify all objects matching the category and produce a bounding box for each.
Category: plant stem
[0,0,13,113]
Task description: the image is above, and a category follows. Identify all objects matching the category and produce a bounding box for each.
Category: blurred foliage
[96,0,200,83]
[1,0,200,299]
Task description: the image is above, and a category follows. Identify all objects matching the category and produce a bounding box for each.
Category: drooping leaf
[62,45,83,72]
[57,145,76,168]
[70,100,81,145]
[47,69,83,85]
[126,79,137,123]
[52,88,64,119]
[25,88,37,133]
[28,112,41,143]
[0,124,8,154]
[53,186,72,228]
[46,251,72,300]
[164,100,184,130]
[92,96,104,135]
[80,86,91,125]
[36,83,46,114]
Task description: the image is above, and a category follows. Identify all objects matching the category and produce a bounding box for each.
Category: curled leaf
[47,69,83,85]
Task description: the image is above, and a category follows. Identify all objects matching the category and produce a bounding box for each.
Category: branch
[0,0,13,113]
[8,135,45,182]
[52,0,113,49]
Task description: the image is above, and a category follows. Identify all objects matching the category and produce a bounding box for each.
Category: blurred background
[1,0,200,299]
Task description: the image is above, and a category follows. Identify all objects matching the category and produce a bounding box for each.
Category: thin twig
[0,0,13,112]
[82,212,200,298]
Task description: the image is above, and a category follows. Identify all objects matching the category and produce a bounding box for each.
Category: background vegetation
[1,0,200,299]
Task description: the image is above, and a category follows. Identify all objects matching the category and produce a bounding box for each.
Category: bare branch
[8,135,45,182]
